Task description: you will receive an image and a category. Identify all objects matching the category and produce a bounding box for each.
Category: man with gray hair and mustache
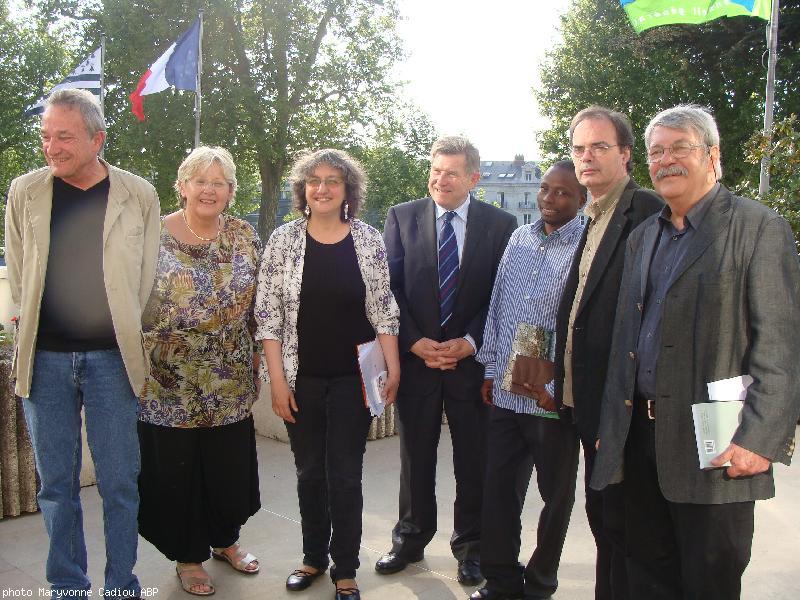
[591,104,800,600]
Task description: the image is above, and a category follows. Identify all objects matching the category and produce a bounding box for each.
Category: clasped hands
[411,337,473,371]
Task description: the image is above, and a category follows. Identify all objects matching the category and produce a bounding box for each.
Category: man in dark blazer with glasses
[554,106,662,600]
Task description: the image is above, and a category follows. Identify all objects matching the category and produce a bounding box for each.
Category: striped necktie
[438,210,459,326]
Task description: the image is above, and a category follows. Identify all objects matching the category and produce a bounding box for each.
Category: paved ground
[1,426,798,600]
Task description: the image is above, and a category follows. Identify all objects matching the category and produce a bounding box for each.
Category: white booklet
[691,375,752,469]
[357,340,387,417]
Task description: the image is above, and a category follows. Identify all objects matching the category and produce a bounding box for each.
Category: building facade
[474,155,542,226]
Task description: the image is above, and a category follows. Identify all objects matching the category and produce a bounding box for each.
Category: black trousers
[582,439,628,600]
[285,375,373,582]
[137,416,261,563]
[480,406,579,599]
[623,404,755,600]
[391,380,488,562]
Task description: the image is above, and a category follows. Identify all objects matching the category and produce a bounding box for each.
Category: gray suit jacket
[591,186,800,503]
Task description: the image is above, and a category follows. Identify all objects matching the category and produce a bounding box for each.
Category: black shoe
[469,587,523,600]
[374,551,424,575]
[286,568,325,591]
[457,559,483,586]
[334,586,361,600]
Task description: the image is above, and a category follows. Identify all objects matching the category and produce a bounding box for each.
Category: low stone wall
[0,347,38,519]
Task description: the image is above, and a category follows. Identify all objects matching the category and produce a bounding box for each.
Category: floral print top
[139,216,261,428]
[254,218,399,391]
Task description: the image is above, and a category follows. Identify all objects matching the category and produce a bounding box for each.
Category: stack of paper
[691,375,752,469]
[357,340,387,417]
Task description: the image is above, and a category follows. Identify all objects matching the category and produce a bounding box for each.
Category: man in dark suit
[553,106,662,600]
[592,104,800,600]
[377,135,517,585]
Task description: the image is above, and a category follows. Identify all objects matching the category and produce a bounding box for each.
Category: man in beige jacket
[5,89,159,599]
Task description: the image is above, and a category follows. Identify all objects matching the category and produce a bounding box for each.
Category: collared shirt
[434,194,470,262]
[434,194,476,350]
[636,184,719,399]
[477,216,585,416]
[562,175,629,407]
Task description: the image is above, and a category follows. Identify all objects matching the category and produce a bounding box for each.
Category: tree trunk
[258,159,285,240]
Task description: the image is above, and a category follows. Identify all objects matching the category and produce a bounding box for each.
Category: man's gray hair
[45,89,106,138]
[430,135,480,174]
[645,104,722,179]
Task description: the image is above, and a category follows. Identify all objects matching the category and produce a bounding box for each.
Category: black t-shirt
[296,232,375,377]
[37,176,118,351]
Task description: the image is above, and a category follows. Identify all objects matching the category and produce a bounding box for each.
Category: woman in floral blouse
[138,146,261,596]
[255,149,400,600]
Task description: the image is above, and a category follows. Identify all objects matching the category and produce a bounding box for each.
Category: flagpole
[100,34,106,160]
[758,0,780,198]
[194,10,204,149]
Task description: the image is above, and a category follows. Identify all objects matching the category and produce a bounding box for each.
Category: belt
[634,396,656,420]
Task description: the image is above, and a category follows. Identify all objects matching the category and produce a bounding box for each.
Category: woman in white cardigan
[255,149,400,600]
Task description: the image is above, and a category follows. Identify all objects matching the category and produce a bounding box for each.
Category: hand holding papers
[691,375,752,469]
[357,340,388,417]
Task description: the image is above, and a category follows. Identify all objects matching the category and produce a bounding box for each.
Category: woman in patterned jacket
[255,149,400,600]
[137,146,262,596]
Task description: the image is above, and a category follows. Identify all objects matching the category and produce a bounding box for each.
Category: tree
[744,114,800,248]
[0,1,72,190]
[536,0,800,189]
[29,0,404,237]
[0,0,74,248]
[350,105,437,229]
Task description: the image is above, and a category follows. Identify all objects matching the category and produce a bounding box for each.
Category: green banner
[620,0,771,33]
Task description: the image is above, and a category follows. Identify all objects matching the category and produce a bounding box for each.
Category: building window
[524,214,532,225]
[525,172,532,181]
[497,191,505,207]
[524,192,530,205]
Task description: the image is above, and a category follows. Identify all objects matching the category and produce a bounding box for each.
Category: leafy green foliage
[0,1,71,194]
[743,114,800,248]
[537,0,800,189]
[349,105,437,228]
[15,0,405,238]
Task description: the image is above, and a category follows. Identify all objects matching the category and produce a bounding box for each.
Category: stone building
[474,155,542,226]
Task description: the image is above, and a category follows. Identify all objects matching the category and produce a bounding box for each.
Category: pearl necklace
[182,209,220,242]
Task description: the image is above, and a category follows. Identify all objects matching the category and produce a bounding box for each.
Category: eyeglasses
[647,142,706,164]
[571,143,619,158]
[189,179,229,192]
[306,177,344,188]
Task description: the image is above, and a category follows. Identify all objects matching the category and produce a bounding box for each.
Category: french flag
[129,17,201,121]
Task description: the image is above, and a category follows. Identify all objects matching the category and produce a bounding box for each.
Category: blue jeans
[23,350,141,599]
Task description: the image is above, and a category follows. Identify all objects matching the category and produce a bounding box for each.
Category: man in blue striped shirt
[471,161,586,600]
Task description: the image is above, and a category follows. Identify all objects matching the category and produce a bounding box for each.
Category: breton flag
[25,47,102,117]
[620,0,772,33]
[129,17,201,121]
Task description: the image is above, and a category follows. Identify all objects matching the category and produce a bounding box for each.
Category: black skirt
[137,415,261,562]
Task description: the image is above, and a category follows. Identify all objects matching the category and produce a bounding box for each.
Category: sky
[393,0,573,162]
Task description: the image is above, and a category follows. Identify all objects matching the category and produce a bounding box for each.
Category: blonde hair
[174,145,238,207]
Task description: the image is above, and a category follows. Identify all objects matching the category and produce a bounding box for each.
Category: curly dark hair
[290,149,367,221]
